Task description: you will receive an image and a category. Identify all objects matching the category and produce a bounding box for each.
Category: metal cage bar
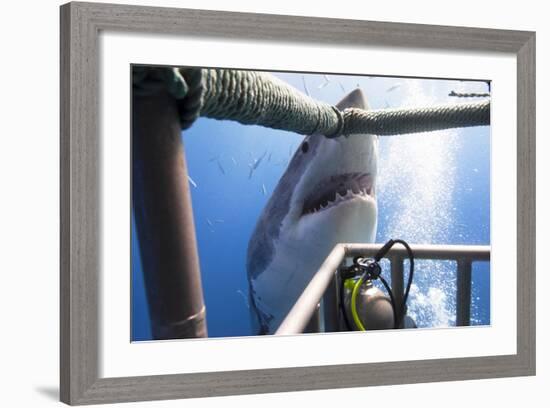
[390,257,405,325]
[456,259,473,326]
[132,90,207,339]
[322,275,340,332]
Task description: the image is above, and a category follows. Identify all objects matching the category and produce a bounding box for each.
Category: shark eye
[301,141,309,153]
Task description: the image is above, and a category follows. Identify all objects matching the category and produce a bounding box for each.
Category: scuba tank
[339,239,417,331]
[342,278,394,330]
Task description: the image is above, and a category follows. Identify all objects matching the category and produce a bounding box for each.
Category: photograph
[131,66,491,341]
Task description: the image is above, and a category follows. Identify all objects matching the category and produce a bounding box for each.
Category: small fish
[231,156,237,166]
[302,75,310,96]
[236,289,250,310]
[248,151,268,179]
[256,150,268,166]
[318,74,331,89]
[206,218,214,227]
[217,160,226,175]
[338,82,346,93]
[386,84,401,93]
[214,219,225,224]
[262,183,267,196]
[187,175,198,188]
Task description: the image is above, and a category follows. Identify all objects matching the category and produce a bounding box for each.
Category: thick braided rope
[342,101,490,136]
[132,66,189,98]
[449,90,491,98]
[183,68,341,135]
[134,67,490,137]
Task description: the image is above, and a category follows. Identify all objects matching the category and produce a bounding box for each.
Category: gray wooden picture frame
[60,1,536,405]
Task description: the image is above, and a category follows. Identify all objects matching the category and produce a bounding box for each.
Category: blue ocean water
[131,72,490,341]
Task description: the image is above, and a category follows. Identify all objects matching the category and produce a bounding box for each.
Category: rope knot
[324,106,345,138]
[177,68,205,130]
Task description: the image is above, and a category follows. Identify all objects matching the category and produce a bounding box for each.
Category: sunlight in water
[377,80,459,327]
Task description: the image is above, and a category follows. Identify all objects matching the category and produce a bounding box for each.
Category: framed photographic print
[60,1,535,405]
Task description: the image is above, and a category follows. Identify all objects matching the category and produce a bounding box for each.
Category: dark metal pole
[132,88,207,340]
[322,272,340,332]
[456,260,472,326]
[390,257,405,327]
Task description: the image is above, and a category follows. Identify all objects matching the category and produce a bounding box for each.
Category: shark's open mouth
[302,172,374,215]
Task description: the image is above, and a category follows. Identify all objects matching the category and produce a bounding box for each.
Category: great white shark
[246,89,379,334]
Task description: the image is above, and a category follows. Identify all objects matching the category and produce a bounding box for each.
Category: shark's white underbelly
[250,199,377,333]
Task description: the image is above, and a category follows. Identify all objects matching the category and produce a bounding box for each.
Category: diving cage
[276,243,490,335]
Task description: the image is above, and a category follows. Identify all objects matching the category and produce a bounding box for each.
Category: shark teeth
[302,173,374,216]
[302,173,374,215]
[307,188,371,214]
